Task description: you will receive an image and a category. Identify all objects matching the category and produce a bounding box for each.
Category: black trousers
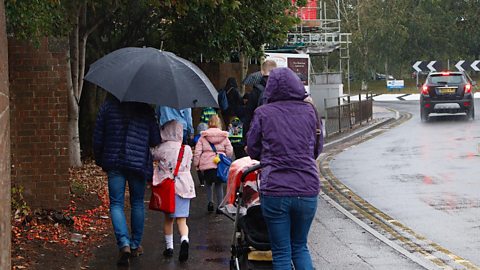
[233,144,247,159]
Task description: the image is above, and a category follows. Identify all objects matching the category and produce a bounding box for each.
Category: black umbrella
[84,47,218,109]
[242,71,263,85]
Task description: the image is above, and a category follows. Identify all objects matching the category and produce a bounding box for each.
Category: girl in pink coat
[152,120,195,262]
[193,115,233,214]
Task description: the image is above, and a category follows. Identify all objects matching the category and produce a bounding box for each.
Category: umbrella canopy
[242,71,263,85]
[84,47,218,109]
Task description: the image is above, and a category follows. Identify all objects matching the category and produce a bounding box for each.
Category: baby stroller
[218,157,273,270]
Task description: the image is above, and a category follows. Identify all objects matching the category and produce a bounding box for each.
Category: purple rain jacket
[246,67,323,197]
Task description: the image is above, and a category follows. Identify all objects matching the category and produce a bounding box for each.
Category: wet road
[330,99,480,266]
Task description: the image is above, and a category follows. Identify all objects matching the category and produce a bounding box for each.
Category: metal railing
[323,93,373,138]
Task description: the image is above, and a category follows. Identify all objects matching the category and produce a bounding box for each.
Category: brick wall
[0,2,11,269]
[9,37,70,209]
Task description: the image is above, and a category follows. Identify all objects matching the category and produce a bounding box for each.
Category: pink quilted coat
[193,128,233,171]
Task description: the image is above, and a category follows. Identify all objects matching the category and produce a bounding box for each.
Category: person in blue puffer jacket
[93,94,161,266]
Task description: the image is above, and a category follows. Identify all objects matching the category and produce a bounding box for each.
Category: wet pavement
[88,105,429,270]
[89,173,236,270]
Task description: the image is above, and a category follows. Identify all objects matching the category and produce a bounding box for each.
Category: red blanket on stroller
[219,157,260,215]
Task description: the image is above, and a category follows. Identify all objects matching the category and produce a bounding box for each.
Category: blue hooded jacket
[247,67,323,197]
[93,97,161,181]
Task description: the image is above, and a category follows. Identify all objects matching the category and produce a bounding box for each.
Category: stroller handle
[241,163,262,183]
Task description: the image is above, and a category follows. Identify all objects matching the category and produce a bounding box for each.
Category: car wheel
[420,108,429,122]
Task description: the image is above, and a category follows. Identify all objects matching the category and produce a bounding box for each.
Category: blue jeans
[261,195,318,270]
[107,170,146,250]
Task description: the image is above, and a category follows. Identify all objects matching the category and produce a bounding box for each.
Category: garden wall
[9,37,70,209]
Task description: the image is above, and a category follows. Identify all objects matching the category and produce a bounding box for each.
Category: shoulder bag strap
[209,142,217,154]
[173,145,185,177]
[309,103,322,158]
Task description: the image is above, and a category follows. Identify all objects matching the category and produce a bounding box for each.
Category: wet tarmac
[88,105,429,270]
[89,174,235,270]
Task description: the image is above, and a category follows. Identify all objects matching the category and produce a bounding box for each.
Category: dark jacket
[93,97,161,181]
[247,68,323,197]
[243,76,267,144]
[222,77,242,124]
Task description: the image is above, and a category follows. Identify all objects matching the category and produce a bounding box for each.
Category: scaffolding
[288,0,352,93]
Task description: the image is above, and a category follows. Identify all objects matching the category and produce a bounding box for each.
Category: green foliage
[5,0,69,45]
[337,0,480,80]
[71,179,87,196]
[11,185,30,219]
[162,0,299,61]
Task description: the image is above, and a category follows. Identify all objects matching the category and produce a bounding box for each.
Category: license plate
[438,88,456,94]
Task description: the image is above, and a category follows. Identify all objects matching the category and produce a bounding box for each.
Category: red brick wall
[9,37,70,209]
[0,2,11,269]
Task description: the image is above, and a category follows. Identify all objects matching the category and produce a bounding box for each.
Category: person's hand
[146,182,152,189]
[304,95,314,104]
[244,146,248,153]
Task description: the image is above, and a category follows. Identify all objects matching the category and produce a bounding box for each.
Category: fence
[323,93,373,138]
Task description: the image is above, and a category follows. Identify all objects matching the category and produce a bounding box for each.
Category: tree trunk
[67,47,82,167]
[68,106,82,167]
[384,60,388,82]
[68,77,82,167]
[65,3,114,167]
[239,52,248,95]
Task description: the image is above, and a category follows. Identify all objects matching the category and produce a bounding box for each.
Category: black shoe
[216,208,223,215]
[131,246,143,257]
[207,202,214,212]
[117,246,131,266]
[179,240,189,262]
[163,248,174,257]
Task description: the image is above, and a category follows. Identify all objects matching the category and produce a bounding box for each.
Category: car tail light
[441,72,450,76]
[464,102,471,107]
[424,103,431,108]
[421,84,429,95]
[464,84,472,93]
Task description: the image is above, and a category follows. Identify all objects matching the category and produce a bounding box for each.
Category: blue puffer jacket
[93,97,161,181]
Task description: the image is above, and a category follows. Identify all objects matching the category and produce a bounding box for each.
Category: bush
[11,185,30,221]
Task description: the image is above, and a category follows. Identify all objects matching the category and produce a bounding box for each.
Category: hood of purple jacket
[246,67,323,197]
[264,67,306,104]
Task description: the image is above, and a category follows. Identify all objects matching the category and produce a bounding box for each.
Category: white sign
[412,61,422,72]
[387,80,404,89]
[455,60,466,72]
[265,52,310,93]
[427,61,437,72]
[471,60,480,71]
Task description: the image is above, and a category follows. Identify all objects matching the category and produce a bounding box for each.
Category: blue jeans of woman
[107,170,146,250]
[261,195,318,270]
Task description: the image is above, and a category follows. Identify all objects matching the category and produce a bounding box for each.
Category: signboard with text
[265,52,310,92]
[387,80,405,89]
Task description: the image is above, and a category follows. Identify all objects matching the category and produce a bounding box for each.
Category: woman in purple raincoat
[247,67,323,270]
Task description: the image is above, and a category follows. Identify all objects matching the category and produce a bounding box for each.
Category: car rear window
[429,74,463,84]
